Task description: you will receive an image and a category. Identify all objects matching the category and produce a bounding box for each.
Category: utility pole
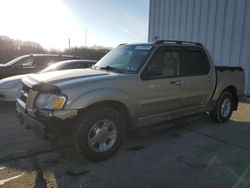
[68,38,71,53]
[85,27,87,48]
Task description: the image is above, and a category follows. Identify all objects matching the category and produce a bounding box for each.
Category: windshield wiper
[99,66,124,73]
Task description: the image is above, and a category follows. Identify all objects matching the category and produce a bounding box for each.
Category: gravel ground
[0,102,250,188]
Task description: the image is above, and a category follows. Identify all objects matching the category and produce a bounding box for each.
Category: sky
[0,0,149,50]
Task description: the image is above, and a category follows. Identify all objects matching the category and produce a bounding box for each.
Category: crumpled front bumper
[16,99,78,139]
[16,102,46,138]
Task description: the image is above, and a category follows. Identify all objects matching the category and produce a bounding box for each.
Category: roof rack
[154,40,203,46]
[118,43,126,46]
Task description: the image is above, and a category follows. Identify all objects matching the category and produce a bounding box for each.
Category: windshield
[4,55,29,67]
[39,63,62,73]
[39,60,86,73]
[94,45,153,73]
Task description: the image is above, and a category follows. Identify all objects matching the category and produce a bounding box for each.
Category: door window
[143,49,181,79]
[19,57,34,68]
[79,62,93,68]
[61,62,80,69]
[34,56,57,68]
[181,49,210,76]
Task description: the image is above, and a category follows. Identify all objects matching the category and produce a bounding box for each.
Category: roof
[28,54,82,59]
[119,40,203,48]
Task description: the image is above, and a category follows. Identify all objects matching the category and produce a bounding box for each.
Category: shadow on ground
[0,103,250,188]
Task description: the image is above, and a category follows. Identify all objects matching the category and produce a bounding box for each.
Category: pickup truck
[16,40,245,161]
[0,54,82,79]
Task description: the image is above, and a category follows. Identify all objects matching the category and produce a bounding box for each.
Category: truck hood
[23,68,121,88]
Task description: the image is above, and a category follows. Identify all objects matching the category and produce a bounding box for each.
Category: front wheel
[72,107,125,162]
[210,91,234,123]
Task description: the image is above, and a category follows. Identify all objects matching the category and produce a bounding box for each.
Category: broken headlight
[35,93,67,110]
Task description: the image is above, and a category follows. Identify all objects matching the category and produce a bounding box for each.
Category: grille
[18,83,31,104]
[22,84,30,93]
[18,82,39,109]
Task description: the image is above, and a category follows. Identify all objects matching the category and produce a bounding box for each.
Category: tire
[71,107,125,162]
[210,91,234,123]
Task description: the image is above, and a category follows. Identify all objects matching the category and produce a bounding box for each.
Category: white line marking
[0,173,24,186]
[0,167,6,170]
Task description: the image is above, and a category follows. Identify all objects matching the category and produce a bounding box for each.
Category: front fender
[65,88,137,118]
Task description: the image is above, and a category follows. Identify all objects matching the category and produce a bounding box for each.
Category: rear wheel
[210,91,234,123]
[72,107,125,162]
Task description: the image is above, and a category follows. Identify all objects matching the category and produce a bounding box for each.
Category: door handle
[170,80,182,86]
[207,77,212,82]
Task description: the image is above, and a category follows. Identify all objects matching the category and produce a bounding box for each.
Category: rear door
[180,47,215,107]
[138,46,185,117]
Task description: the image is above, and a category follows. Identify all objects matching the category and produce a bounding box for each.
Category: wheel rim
[220,98,231,118]
[88,119,117,153]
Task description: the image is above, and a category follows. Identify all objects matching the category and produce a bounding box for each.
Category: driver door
[138,47,185,118]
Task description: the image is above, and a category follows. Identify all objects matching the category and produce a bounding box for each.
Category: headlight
[0,82,18,89]
[35,93,67,110]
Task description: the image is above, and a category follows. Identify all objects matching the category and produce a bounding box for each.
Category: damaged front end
[16,77,78,142]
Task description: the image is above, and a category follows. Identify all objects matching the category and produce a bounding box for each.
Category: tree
[0,36,46,63]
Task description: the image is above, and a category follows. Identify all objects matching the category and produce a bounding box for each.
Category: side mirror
[142,65,162,79]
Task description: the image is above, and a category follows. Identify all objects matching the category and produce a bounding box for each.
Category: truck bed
[215,66,243,72]
[213,66,245,101]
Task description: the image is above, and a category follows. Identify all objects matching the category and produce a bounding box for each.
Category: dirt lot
[0,102,250,188]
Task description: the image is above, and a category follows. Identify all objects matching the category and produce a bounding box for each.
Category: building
[148,0,250,95]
